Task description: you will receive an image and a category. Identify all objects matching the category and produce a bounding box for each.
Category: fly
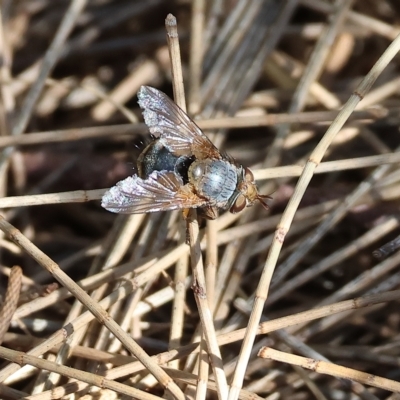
[101,86,270,219]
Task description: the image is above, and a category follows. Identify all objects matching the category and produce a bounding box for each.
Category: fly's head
[230,167,270,214]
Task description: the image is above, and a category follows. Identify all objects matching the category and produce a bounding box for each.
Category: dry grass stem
[0,217,186,400]
[0,266,22,344]
[166,13,228,400]
[228,21,400,400]
[258,347,400,392]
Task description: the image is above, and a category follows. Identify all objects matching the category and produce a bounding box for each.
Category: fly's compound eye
[230,194,246,214]
[244,167,254,182]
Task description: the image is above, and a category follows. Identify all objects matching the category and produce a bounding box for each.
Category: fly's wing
[101,171,208,214]
[137,86,221,160]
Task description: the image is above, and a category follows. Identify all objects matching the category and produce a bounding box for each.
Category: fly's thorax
[188,159,239,208]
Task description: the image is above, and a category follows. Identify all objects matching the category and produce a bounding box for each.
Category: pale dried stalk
[265,51,340,110]
[272,144,400,288]
[3,149,400,210]
[25,380,92,400]
[49,217,135,389]
[210,215,324,338]
[12,0,88,138]
[0,107,386,149]
[266,0,352,168]
[301,0,400,40]
[165,13,228,400]
[0,346,164,400]
[168,249,189,370]
[167,8,201,391]
[0,7,15,201]
[201,0,264,105]
[191,219,218,400]
[266,119,397,291]
[7,282,384,379]
[0,217,187,400]
[267,216,400,306]
[186,224,218,398]
[167,221,190,372]
[13,253,160,320]
[236,304,333,399]
[103,214,146,270]
[298,275,400,341]
[203,0,247,74]
[103,290,400,379]
[228,31,400,400]
[258,347,400,392]
[255,152,400,180]
[357,75,400,108]
[169,216,189,371]
[205,219,218,307]
[42,302,87,391]
[51,215,147,389]
[0,189,106,208]
[188,0,205,115]
[213,239,252,332]
[4,290,378,389]
[91,59,159,121]
[25,367,264,400]
[291,0,354,112]
[166,367,261,400]
[0,266,22,344]
[317,249,400,308]
[80,78,139,123]
[104,214,168,356]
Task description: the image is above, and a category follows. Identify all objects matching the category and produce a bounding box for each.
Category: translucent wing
[101,171,208,214]
[137,86,221,160]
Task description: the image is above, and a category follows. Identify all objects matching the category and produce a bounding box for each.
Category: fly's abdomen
[189,159,238,207]
[137,139,179,179]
